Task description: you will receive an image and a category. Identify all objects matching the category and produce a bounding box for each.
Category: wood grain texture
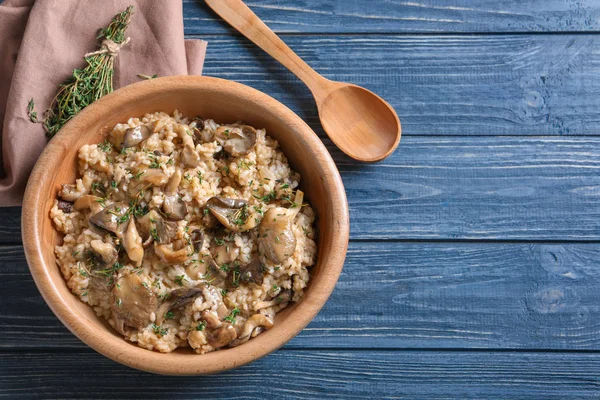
[205,0,401,162]
[4,241,600,350]
[19,76,349,374]
[183,0,600,34]
[1,349,600,399]
[5,136,600,243]
[193,34,600,136]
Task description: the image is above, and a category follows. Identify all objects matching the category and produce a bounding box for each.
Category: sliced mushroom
[239,257,264,284]
[215,125,257,157]
[111,272,157,335]
[191,229,205,252]
[162,169,187,220]
[155,287,204,325]
[163,196,187,221]
[141,169,169,186]
[90,239,118,266]
[165,169,182,194]
[88,202,130,237]
[57,200,74,213]
[123,220,143,266]
[122,124,152,148]
[182,145,200,168]
[200,310,222,329]
[177,124,201,168]
[74,195,104,214]
[59,183,83,202]
[137,210,177,246]
[154,243,191,264]
[206,197,259,232]
[207,324,237,348]
[206,256,228,283]
[255,289,293,310]
[211,242,240,266]
[259,191,304,263]
[229,314,274,347]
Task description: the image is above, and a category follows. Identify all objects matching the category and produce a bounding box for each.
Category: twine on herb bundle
[27,5,134,138]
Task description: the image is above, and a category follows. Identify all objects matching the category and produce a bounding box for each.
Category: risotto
[49,111,317,353]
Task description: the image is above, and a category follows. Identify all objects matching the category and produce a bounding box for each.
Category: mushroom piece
[206,197,259,232]
[229,314,274,347]
[215,125,257,157]
[57,200,74,213]
[137,210,177,246]
[59,183,83,202]
[191,229,205,252]
[88,202,130,237]
[206,256,228,283]
[182,145,200,168]
[177,125,201,168]
[141,169,169,186]
[90,239,118,266]
[111,272,157,335]
[258,190,304,263]
[162,196,187,221]
[74,195,104,214]
[154,243,191,264]
[200,310,222,329]
[122,124,152,148]
[207,324,237,348]
[162,169,187,221]
[254,289,293,310]
[127,169,170,199]
[239,257,264,284]
[211,241,240,266]
[123,220,143,266]
[155,287,204,325]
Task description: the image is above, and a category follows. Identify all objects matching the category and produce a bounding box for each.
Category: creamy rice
[50,111,317,353]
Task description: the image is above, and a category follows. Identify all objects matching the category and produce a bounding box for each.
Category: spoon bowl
[318,83,401,162]
[205,0,401,162]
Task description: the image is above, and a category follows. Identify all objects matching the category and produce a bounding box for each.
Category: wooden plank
[196,34,600,137]
[182,0,600,34]
[4,136,600,243]
[1,349,600,399]
[4,241,600,350]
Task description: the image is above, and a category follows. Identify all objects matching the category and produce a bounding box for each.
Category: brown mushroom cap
[122,124,152,148]
[207,324,237,348]
[111,272,157,335]
[239,257,264,284]
[155,287,204,325]
[229,314,274,347]
[137,210,177,245]
[90,239,119,266]
[88,202,130,237]
[258,191,304,263]
[215,125,257,157]
[191,229,205,252]
[259,207,297,263]
[206,197,259,232]
[57,200,74,213]
[162,195,187,221]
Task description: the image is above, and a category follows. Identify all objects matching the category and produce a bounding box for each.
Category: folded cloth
[0,0,207,206]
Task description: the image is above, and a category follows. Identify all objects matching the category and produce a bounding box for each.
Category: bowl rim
[21,76,349,375]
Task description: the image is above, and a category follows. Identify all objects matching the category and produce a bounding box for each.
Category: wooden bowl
[21,76,349,375]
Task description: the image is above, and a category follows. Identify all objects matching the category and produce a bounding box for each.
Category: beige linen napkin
[0,0,207,206]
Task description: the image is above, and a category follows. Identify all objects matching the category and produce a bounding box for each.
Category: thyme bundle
[27,6,134,138]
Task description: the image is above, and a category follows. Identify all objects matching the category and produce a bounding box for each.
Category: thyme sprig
[27,6,134,138]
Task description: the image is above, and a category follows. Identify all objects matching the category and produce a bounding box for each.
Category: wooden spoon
[205,0,401,162]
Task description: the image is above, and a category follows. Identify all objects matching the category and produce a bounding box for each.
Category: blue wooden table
[3,1,600,398]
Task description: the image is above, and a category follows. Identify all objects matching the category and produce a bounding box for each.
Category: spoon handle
[205,0,331,98]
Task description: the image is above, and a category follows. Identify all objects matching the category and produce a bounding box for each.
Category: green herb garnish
[27,6,134,137]
[224,308,240,324]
